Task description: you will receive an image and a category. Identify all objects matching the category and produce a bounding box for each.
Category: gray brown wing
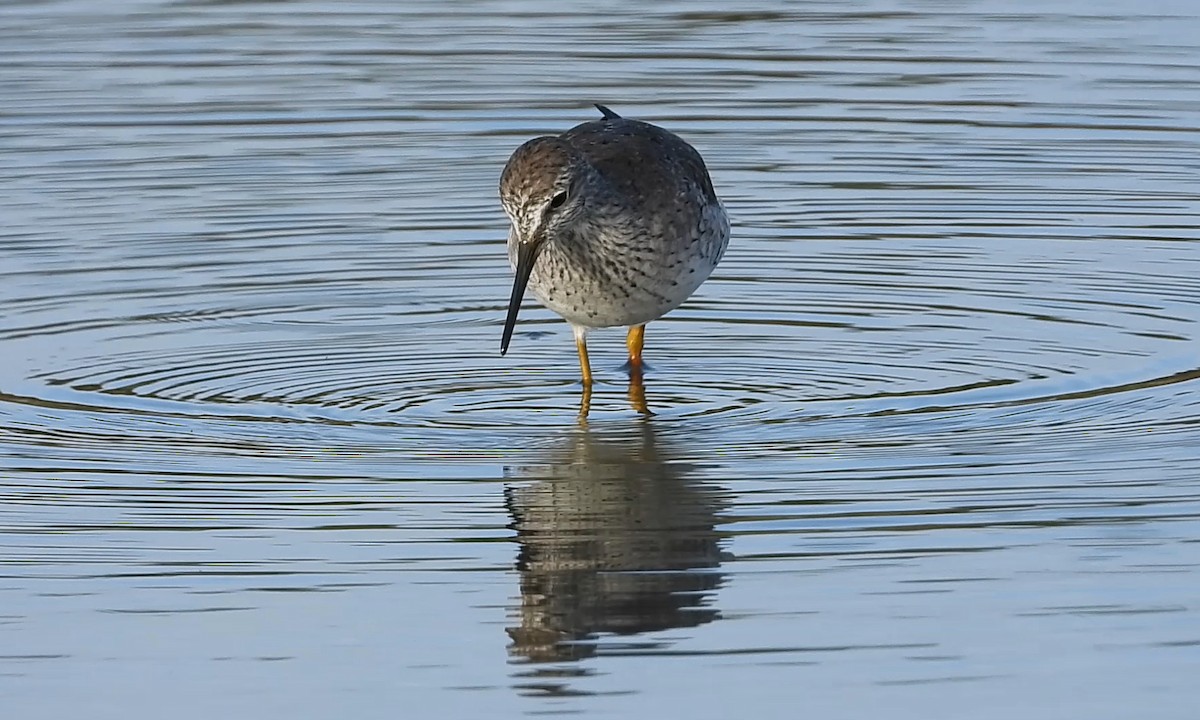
[560,118,720,212]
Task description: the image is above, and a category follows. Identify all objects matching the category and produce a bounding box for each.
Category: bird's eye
[548,191,568,210]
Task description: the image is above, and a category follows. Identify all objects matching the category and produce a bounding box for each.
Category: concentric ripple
[0,0,1196,505]
[1,0,1197,469]
[3,227,1196,463]
[4,131,1200,457]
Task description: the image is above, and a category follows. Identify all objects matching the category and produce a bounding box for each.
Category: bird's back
[560,116,721,221]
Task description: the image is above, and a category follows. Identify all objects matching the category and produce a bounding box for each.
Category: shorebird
[499,104,729,388]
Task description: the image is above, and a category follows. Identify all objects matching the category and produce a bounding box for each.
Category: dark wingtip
[594,103,621,120]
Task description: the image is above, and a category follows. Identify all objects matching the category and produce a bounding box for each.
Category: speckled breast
[514,201,729,329]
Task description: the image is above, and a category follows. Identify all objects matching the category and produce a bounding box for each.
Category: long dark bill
[500,241,541,356]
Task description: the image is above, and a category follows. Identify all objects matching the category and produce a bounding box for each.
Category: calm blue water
[2,1,1199,717]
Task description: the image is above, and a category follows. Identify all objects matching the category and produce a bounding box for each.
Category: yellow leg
[574,326,593,386]
[626,324,645,379]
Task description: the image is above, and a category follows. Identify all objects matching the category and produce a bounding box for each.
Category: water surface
[2,1,1199,717]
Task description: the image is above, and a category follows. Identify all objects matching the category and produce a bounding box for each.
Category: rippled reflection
[504,420,725,662]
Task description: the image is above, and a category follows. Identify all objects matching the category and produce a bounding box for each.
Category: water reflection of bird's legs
[577,383,593,423]
[576,377,649,419]
[628,375,650,416]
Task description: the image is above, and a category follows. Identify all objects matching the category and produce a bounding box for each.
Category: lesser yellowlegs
[499,104,729,388]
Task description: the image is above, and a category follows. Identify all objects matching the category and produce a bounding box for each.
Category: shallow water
[2,0,1200,717]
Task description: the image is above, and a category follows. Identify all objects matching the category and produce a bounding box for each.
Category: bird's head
[498,137,589,355]
[499,136,587,249]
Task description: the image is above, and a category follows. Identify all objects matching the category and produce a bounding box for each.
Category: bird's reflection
[504,420,726,662]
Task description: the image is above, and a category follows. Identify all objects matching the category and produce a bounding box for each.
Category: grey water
[2,0,1199,717]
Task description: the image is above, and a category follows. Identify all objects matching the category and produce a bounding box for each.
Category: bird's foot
[619,359,652,378]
